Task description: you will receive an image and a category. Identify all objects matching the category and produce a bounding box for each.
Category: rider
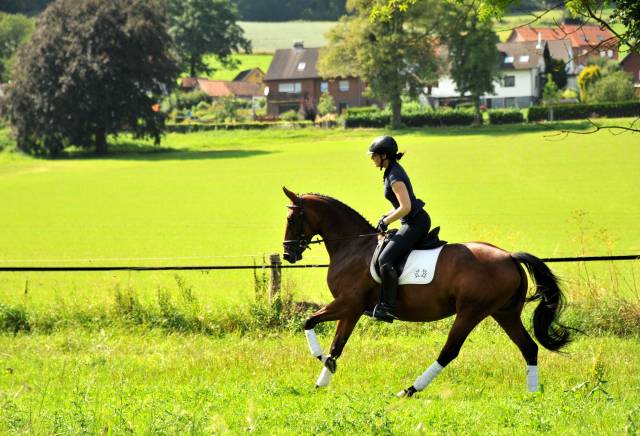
[366,135,431,323]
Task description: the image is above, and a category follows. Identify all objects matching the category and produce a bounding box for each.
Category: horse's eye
[287,217,293,223]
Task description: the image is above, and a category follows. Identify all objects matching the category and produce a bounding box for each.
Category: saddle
[372,226,447,278]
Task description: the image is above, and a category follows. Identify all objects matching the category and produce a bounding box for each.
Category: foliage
[578,65,601,103]
[280,109,301,122]
[318,0,450,128]
[317,91,336,115]
[345,108,476,128]
[543,74,563,104]
[167,0,251,78]
[563,88,579,100]
[161,90,213,112]
[0,0,52,15]
[0,0,179,156]
[213,94,240,122]
[256,96,266,109]
[546,57,568,90]
[231,0,347,21]
[0,12,33,81]
[528,101,640,122]
[165,120,313,132]
[346,106,380,115]
[585,71,637,104]
[299,95,317,121]
[444,7,501,125]
[487,108,524,124]
[609,0,640,53]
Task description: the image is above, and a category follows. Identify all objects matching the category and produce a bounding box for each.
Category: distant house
[432,40,574,108]
[179,77,263,102]
[263,41,381,116]
[620,51,640,86]
[233,67,266,92]
[507,24,618,66]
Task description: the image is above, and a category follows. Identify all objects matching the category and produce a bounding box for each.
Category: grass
[192,53,274,81]
[238,21,337,53]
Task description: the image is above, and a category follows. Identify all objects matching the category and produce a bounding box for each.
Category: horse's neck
[314,203,377,261]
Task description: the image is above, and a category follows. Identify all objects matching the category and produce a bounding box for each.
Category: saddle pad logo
[370,245,445,285]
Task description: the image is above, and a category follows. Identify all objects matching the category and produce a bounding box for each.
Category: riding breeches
[378,209,431,267]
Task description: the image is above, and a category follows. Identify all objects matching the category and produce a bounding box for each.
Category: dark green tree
[167,0,251,78]
[444,8,501,124]
[545,57,567,90]
[0,0,179,156]
[0,12,33,81]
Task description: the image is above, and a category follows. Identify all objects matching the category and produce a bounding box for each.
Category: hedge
[346,107,380,115]
[165,121,313,133]
[345,109,476,128]
[488,109,524,125]
[527,101,640,122]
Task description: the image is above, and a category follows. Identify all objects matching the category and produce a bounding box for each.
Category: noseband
[283,194,317,255]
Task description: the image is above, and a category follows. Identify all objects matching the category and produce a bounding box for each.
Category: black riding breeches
[378,209,431,267]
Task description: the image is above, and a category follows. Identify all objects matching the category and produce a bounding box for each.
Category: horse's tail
[511,251,573,352]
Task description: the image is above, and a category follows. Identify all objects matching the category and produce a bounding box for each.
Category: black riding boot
[367,263,398,323]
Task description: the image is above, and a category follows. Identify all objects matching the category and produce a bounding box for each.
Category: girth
[372,226,447,278]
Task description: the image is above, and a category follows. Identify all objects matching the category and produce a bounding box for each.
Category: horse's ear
[282,186,299,204]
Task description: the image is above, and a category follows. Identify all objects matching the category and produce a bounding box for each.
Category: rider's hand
[377,215,388,232]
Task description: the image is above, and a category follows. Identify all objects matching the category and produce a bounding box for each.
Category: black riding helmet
[366,135,398,156]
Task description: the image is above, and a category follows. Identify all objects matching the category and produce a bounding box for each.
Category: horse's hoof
[324,356,337,374]
[398,386,417,398]
[315,385,320,389]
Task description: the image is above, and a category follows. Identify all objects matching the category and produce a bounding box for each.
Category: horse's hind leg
[398,312,483,398]
[492,311,539,392]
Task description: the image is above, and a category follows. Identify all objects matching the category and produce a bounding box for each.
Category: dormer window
[504,56,514,63]
[297,62,306,71]
[519,55,530,62]
[597,35,605,41]
[581,35,589,42]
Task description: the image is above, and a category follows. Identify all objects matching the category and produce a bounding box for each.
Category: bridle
[282,194,380,258]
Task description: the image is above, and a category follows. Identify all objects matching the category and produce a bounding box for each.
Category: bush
[346,106,380,115]
[585,71,636,104]
[196,101,211,111]
[300,95,317,121]
[161,91,213,112]
[487,109,524,125]
[165,121,313,132]
[280,109,300,121]
[345,108,476,128]
[527,101,640,122]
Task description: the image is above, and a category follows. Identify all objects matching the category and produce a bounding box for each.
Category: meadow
[1,121,639,433]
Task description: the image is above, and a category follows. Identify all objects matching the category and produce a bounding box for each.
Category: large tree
[317,0,448,128]
[444,7,501,124]
[0,0,179,156]
[167,0,251,78]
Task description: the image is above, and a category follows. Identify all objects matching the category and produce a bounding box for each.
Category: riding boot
[369,263,398,323]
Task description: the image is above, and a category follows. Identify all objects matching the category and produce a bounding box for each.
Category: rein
[283,194,379,252]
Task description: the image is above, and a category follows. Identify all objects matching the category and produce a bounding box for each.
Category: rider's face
[371,153,385,168]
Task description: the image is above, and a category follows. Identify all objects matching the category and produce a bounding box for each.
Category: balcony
[267,92,307,102]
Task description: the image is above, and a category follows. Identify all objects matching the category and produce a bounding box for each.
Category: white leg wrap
[305,329,323,358]
[527,365,538,392]
[316,367,332,387]
[413,361,444,392]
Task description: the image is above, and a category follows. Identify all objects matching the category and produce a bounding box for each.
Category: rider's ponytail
[393,151,405,161]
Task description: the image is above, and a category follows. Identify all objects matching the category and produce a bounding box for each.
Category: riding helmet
[366,135,398,156]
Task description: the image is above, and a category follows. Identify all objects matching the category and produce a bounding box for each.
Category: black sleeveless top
[383,161,425,223]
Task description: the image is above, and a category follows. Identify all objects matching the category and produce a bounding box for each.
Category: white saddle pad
[370,245,445,285]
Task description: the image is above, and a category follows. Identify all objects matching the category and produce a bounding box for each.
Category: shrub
[562,88,579,100]
[164,121,313,132]
[161,90,212,112]
[585,71,636,104]
[346,106,380,115]
[527,101,640,122]
[578,65,601,102]
[196,101,211,111]
[300,95,317,121]
[487,109,524,125]
[318,91,336,115]
[345,108,475,128]
[280,110,300,121]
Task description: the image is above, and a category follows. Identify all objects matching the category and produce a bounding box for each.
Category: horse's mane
[306,193,376,231]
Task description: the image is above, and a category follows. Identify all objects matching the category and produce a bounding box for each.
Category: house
[507,23,618,66]
[432,40,572,108]
[179,77,263,102]
[233,67,266,92]
[263,41,380,116]
[620,51,640,86]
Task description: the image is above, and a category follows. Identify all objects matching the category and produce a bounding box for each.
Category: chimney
[536,32,542,49]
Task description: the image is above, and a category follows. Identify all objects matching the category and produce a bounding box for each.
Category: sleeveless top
[383,161,425,224]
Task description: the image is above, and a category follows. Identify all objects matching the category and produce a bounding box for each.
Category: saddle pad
[370,245,445,285]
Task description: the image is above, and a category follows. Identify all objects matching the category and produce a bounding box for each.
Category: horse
[280,187,572,397]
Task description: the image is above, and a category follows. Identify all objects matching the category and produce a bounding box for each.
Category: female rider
[366,135,431,323]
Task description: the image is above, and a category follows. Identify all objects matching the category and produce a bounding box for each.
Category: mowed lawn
[0,122,639,306]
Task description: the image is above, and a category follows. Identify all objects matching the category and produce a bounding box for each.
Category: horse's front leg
[304,299,360,388]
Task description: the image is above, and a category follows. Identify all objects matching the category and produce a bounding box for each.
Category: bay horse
[281,188,572,397]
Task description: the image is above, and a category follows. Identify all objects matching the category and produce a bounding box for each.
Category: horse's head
[282,187,318,264]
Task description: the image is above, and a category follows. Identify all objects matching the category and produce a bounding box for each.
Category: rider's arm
[384,182,411,225]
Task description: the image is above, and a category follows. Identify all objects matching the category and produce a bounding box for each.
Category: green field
[194,53,274,81]
[1,122,639,433]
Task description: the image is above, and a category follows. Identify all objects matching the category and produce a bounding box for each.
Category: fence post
[268,253,282,304]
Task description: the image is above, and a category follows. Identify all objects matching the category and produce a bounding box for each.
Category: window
[601,51,606,58]
[608,49,613,58]
[505,97,516,107]
[297,62,306,71]
[255,72,260,78]
[519,55,530,63]
[278,104,299,115]
[504,76,515,87]
[485,98,492,109]
[320,81,329,93]
[582,49,588,54]
[597,35,605,42]
[338,102,350,113]
[278,82,301,93]
[504,56,514,63]
[339,80,349,91]
[581,35,589,42]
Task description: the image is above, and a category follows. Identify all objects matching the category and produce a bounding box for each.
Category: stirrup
[364,304,397,323]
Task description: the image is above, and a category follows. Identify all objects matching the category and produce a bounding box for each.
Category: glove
[377,215,388,232]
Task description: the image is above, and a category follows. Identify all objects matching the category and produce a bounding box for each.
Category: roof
[511,25,616,50]
[195,79,263,97]
[233,68,263,82]
[544,39,574,62]
[496,41,545,70]
[620,50,639,66]
[264,47,321,81]
[181,77,198,89]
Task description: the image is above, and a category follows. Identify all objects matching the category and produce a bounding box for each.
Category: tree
[585,71,636,103]
[317,91,336,115]
[0,0,180,156]
[545,58,567,90]
[300,95,317,121]
[542,74,562,104]
[578,65,601,102]
[318,0,447,128]
[0,12,33,81]
[167,0,251,78]
[444,7,501,125]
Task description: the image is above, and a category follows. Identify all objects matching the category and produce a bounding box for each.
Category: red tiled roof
[511,25,616,50]
[181,77,198,88]
[196,79,262,97]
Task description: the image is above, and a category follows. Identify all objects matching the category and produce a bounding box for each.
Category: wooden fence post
[268,253,282,304]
